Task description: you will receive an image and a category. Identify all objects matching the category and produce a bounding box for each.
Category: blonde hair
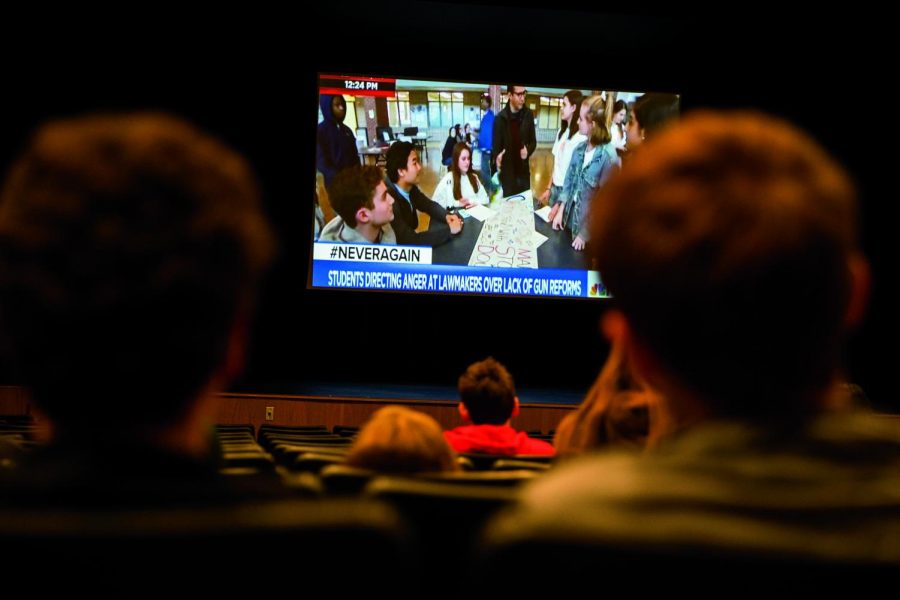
[583,95,611,147]
[345,406,459,474]
[554,340,670,457]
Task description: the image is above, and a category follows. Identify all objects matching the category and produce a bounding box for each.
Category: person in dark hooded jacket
[317,94,360,188]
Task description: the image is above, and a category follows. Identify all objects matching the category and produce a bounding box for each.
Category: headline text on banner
[311,260,608,298]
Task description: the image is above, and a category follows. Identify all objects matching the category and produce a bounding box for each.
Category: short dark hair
[385,141,416,183]
[591,111,858,419]
[632,93,680,140]
[0,113,275,432]
[458,357,516,425]
[329,165,384,228]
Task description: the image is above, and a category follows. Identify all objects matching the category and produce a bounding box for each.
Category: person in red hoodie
[444,357,555,456]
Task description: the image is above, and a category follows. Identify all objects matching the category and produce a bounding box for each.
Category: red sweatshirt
[444,424,555,456]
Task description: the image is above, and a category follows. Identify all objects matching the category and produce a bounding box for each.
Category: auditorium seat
[258,424,329,431]
[217,438,260,450]
[332,425,360,438]
[0,415,35,425]
[413,470,539,487]
[291,452,344,474]
[0,436,24,471]
[258,426,332,444]
[458,453,501,470]
[259,433,351,454]
[459,453,554,470]
[526,430,555,442]
[365,476,521,526]
[270,445,348,472]
[0,418,38,446]
[266,435,351,446]
[219,451,276,471]
[213,424,275,475]
[0,498,414,596]
[491,459,551,472]
[320,464,376,495]
[472,526,899,595]
[269,444,348,460]
[456,455,475,471]
[215,424,255,436]
[260,429,344,439]
[365,475,522,599]
[277,471,325,496]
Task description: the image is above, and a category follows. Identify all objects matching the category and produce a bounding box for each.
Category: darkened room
[1,4,897,594]
[1,5,893,405]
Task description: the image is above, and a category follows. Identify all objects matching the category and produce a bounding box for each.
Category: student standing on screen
[431,142,489,209]
[441,126,457,167]
[539,90,585,222]
[478,93,496,197]
[385,141,462,246]
[319,165,396,244]
[493,85,537,197]
[444,357,555,456]
[316,94,360,188]
[552,95,617,251]
[609,99,628,152]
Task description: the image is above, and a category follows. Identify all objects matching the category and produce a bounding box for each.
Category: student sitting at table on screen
[431,142,489,210]
[319,165,397,244]
[385,141,462,246]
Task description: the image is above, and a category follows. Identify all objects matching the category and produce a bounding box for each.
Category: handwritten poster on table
[468,198,538,269]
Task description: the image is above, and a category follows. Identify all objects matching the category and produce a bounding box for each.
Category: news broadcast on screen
[312,73,671,299]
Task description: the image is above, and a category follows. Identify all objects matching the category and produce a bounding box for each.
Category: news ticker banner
[319,74,397,98]
[312,242,607,298]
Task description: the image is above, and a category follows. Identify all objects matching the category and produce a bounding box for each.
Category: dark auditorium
[1,4,898,596]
